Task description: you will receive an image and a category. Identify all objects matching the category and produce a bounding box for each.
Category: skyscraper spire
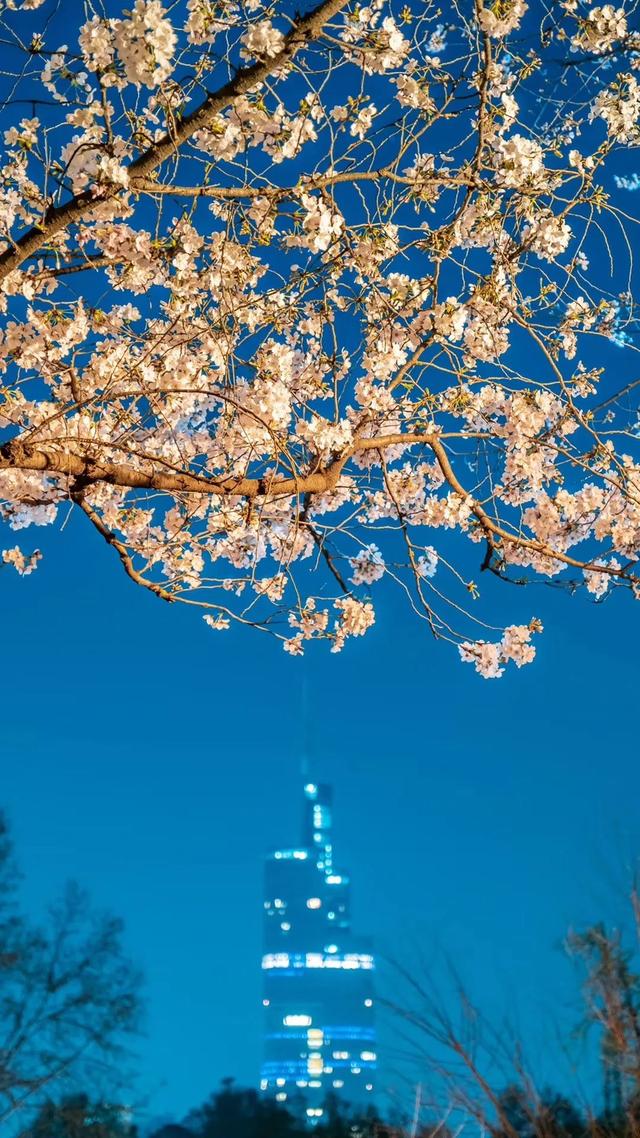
[300,670,311,781]
[301,782,333,875]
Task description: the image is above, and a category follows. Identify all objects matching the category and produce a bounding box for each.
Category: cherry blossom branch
[71,489,177,603]
[427,436,637,583]
[0,437,350,497]
[132,168,477,199]
[0,0,350,285]
[72,488,283,635]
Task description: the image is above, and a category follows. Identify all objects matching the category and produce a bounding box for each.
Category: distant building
[261,783,376,1124]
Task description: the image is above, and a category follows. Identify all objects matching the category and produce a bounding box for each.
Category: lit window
[276,1078,286,1087]
[307,1029,324,1044]
[360,1051,377,1062]
[333,1080,344,1089]
[364,999,373,1007]
[333,1051,349,1060]
[260,1079,268,1091]
[275,1093,287,1102]
[344,953,374,968]
[306,1108,324,1118]
[296,1080,308,1088]
[306,898,322,910]
[308,1056,323,1074]
[262,952,290,969]
[293,850,308,860]
[325,944,338,954]
[351,1066,362,1074]
[283,1014,312,1026]
[326,875,343,885]
[308,1080,322,1088]
[274,899,285,909]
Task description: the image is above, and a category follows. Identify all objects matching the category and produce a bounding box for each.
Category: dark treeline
[20,1080,640,1138]
[152,1078,392,1138]
[146,1083,640,1138]
[19,1082,402,1138]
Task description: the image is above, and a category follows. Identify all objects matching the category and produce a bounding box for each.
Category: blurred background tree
[16,1094,136,1138]
[0,813,141,1131]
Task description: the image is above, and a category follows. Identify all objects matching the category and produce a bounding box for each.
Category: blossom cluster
[459,623,542,679]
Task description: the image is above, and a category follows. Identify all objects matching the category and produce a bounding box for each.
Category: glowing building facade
[261,784,376,1124]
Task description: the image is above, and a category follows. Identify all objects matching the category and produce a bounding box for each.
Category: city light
[262,952,290,969]
[283,1014,312,1027]
[304,952,374,970]
[306,897,321,909]
[262,950,374,970]
[360,1051,377,1062]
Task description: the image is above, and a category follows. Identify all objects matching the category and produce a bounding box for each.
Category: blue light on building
[260,784,376,1124]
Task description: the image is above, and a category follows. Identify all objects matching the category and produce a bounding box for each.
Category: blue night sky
[1,0,640,1131]
[2,509,639,1127]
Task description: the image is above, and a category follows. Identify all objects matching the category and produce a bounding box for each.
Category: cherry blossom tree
[0,0,639,675]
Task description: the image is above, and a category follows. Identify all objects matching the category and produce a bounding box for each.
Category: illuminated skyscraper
[260,783,376,1125]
